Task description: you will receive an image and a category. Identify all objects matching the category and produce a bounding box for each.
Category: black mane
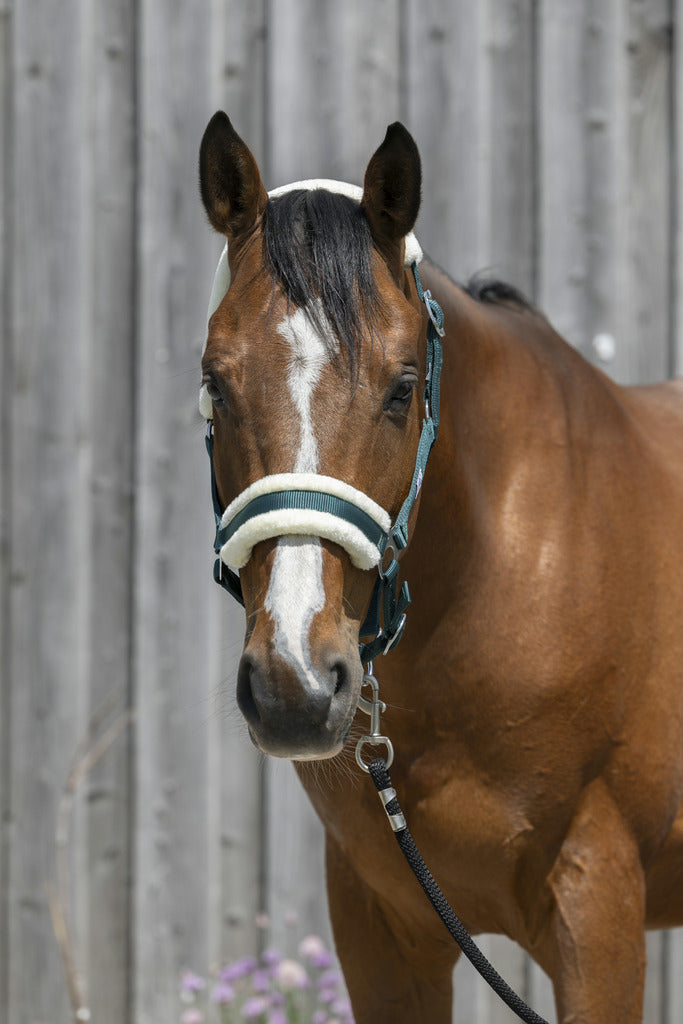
[462,271,535,312]
[262,191,535,368]
[262,190,385,370]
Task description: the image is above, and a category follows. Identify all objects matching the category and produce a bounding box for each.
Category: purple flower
[317,969,342,990]
[318,987,336,1005]
[241,994,271,1019]
[309,950,334,969]
[331,998,353,1017]
[251,969,270,992]
[299,935,335,970]
[313,1012,329,1024]
[180,971,206,994]
[220,956,258,982]
[261,948,282,969]
[211,980,236,1004]
[267,1011,287,1024]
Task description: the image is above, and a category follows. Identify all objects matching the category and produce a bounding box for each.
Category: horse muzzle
[236,636,362,759]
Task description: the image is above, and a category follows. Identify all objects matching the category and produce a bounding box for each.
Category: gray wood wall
[1,1,682,1021]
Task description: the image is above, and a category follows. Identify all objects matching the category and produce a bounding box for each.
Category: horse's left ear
[362,123,421,277]
[199,111,268,239]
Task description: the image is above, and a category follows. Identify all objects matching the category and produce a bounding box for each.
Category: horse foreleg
[538,777,646,1024]
[325,833,457,1024]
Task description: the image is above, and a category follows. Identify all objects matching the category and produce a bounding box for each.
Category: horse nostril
[330,660,350,697]
[236,654,261,727]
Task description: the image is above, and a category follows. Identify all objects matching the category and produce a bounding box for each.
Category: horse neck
[404,262,610,599]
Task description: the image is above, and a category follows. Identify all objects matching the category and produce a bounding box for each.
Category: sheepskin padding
[218,473,391,571]
[198,382,213,419]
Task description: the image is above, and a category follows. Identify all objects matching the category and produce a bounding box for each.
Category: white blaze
[265,307,332,689]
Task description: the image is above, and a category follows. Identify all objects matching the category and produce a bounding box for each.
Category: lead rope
[355,670,548,1024]
[367,755,549,1024]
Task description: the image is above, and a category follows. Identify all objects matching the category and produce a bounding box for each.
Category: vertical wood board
[133,0,218,1019]
[267,0,402,186]
[81,0,137,1019]
[6,2,95,1019]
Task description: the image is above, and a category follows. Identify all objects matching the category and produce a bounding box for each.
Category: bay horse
[198,111,683,1024]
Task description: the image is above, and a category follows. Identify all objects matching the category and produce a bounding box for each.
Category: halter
[202,182,444,664]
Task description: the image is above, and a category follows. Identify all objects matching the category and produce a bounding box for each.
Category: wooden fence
[2,1,683,1021]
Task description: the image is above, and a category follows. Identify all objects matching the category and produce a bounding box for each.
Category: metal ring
[378,544,396,580]
[355,735,394,773]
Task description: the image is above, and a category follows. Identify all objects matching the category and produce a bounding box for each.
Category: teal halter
[205,261,444,664]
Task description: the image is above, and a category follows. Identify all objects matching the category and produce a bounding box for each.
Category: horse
[197,110,683,1024]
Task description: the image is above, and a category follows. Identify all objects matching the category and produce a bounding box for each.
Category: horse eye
[203,376,225,406]
[385,377,416,413]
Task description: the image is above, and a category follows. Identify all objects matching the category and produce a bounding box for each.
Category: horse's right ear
[362,123,421,276]
[199,112,268,239]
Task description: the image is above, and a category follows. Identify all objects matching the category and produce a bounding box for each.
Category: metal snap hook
[355,670,394,772]
[423,289,445,337]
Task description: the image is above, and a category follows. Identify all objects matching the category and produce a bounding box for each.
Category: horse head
[199,112,429,760]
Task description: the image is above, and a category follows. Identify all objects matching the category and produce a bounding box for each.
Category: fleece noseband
[202,179,444,663]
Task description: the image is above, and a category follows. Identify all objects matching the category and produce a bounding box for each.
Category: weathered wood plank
[487,0,537,297]
[81,1,137,1020]
[267,0,402,186]
[537,0,625,362]
[675,0,683,379]
[7,2,95,1020]
[133,0,220,1019]
[265,760,333,955]
[209,0,268,169]
[620,0,674,384]
[537,0,673,384]
[404,0,535,295]
[644,930,665,1022]
[0,0,11,1012]
[404,0,493,278]
[666,928,683,1022]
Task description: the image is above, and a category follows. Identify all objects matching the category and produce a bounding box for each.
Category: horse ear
[199,111,268,239]
[362,123,421,273]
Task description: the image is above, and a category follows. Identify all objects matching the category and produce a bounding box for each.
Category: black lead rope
[367,758,549,1024]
